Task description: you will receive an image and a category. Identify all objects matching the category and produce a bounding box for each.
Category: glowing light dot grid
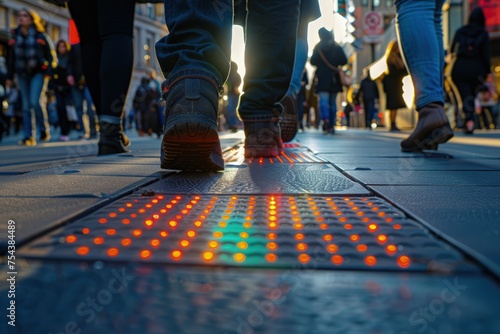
[22,195,471,272]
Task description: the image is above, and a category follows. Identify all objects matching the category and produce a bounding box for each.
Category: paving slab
[1,260,498,334]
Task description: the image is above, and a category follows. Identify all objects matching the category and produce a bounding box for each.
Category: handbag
[318,49,351,88]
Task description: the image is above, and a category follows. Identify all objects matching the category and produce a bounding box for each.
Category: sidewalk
[1,127,500,333]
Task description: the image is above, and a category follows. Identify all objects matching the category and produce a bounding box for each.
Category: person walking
[6,8,54,146]
[358,67,379,130]
[51,40,73,142]
[382,40,407,131]
[396,0,454,152]
[448,7,491,135]
[225,61,242,132]
[310,27,348,134]
[67,0,136,154]
[156,0,300,171]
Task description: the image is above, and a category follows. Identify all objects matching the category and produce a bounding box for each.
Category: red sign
[363,11,383,36]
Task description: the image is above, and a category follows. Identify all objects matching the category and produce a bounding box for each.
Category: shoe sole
[280,96,298,143]
[244,145,281,158]
[161,118,224,171]
[401,124,454,152]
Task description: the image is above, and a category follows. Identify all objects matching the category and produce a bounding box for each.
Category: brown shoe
[401,103,454,152]
[277,94,298,142]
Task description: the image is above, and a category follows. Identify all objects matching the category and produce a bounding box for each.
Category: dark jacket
[359,75,379,102]
[7,27,54,80]
[310,28,348,93]
[450,7,491,82]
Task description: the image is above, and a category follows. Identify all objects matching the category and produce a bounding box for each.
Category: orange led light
[331,255,343,265]
[362,217,370,223]
[269,222,277,229]
[350,234,360,242]
[378,212,386,217]
[180,240,190,247]
[243,222,252,229]
[357,212,364,216]
[385,217,393,223]
[150,239,161,248]
[319,223,328,230]
[187,230,196,238]
[219,222,227,228]
[157,195,164,200]
[194,220,203,227]
[168,220,178,227]
[138,209,146,213]
[294,223,303,230]
[107,248,119,257]
[368,224,378,232]
[322,234,333,242]
[267,232,277,240]
[171,250,182,260]
[240,232,249,238]
[98,218,107,224]
[356,244,368,252]
[109,212,117,218]
[152,199,159,204]
[119,208,126,212]
[326,244,338,253]
[295,233,305,241]
[159,231,169,238]
[237,241,248,250]
[126,203,133,207]
[397,255,411,268]
[267,242,278,250]
[344,224,353,230]
[175,215,182,220]
[82,228,90,235]
[106,229,116,235]
[298,254,310,263]
[94,237,104,245]
[122,218,131,225]
[132,229,142,237]
[234,253,246,262]
[377,235,388,243]
[130,213,137,218]
[76,246,89,255]
[145,204,152,209]
[339,217,347,223]
[153,214,160,219]
[213,231,223,238]
[203,251,214,262]
[140,249,152,259]
[166,204,173,209]
[364,255,377,266]
[292,217,301,222]
[66,235,77,243]
[386,244,398,254]
[371,207,379,211]
[121,238,132,246]
[265,253,277,262]
[296,243,308,252]
[393,224,402,230]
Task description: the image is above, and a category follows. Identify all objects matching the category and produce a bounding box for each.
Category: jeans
[156,0,300,120]
[318,92,338,127]
[226,93,242,129]
[363,99,377,127]
[17,73,48,139]
[287,37,309,98]
[395,0,445,110]
[72,85,97,135]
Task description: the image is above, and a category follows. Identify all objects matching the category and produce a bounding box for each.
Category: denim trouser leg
[287,37,308,98]
[18,73,47,139]
[155,0,232,87]
[395,0,445,109]
[72,86,86,134]
[318,92,337,126]
[238,0,300,120]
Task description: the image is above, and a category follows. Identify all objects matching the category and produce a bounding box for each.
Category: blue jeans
[395,0,445,110]
[72,85,97,135]
[287,37,309,98]
[318,92,338,127]
[156,0,300,120]
[226,93,242,129]
[363,99,377,127]
[17,73,48,139]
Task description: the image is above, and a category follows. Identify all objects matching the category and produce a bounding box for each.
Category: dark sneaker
[160,77,224,171]
[243,106,283,158]
[401,103,454,152]
[39,131,50,142]
[19,137,36,146]
[277,94,298,142]
[98,122,131,155]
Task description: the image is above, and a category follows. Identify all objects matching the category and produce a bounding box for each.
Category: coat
[310,35,348,93]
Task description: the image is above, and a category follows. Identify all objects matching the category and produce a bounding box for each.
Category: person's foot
[59,135,70,142]
[390,123,400,132]
[400,103,454,152]
[243,118,282,158]
[277,94,298,142]
[39,131,50,142]
[19,137,36,146]
[160,77,224,171]
[98,121,131,155]
[464,120,474,135]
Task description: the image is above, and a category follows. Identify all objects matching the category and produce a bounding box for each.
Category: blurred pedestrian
[297,69,309,131]
[382,40,407,131]
[396,0,454,152]
[51,40,72,141]
[358,67,379,130]
[156,0,300,170]
[475,73,498,130]
[67,0,135,154]
[225,61,242,132]
[448,7,491,135]
[310,28,348,134]
[6,8,54,146]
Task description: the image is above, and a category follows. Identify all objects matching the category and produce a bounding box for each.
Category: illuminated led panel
[19,195,474,272]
